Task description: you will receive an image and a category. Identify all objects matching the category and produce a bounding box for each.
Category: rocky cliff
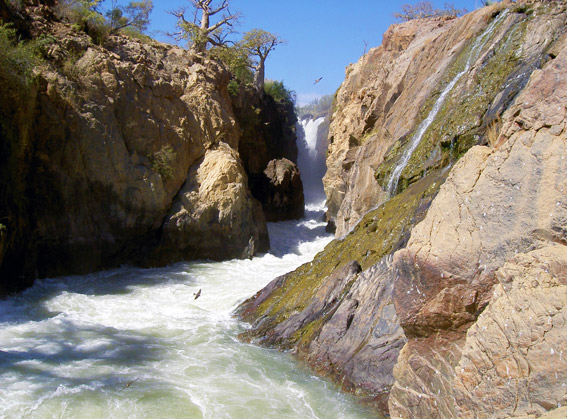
[240,1,567,416]
[231,86,303,221]
[0,2,299,293]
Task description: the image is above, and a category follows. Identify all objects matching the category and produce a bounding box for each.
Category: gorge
[0,89,373,416]
[2,0,567,417]
[241,1,567,417]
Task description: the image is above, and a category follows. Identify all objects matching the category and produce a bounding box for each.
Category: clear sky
[147,0,481,106]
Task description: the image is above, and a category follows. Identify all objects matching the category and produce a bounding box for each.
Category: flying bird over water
[120,378,139,391]
[314,77,323,85]
[194,289,201,300]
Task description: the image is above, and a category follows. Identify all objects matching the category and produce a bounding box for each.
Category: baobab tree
[170,0,239,53]
[240,29,283,93]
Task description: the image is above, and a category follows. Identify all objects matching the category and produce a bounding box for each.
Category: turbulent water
[0,123,373,418]
[298,117,327,203]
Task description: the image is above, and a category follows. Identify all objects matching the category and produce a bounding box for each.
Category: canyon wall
[0,3,300,293]
[240,1,567,416]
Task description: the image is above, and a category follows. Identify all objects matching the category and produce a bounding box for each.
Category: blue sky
[146,0,481,106]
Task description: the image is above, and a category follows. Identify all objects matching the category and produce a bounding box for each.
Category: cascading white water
[0,120,374,418]
[301,117,325,158]
[298,117,327,203]
[386,11,508,196]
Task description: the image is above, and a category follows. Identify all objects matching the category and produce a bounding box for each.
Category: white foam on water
[0,201,373,418]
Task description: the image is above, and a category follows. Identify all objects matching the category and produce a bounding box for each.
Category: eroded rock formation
[0,3,299,292]
[390,28,567,417]
[154,143,269,262]
[240,1,567,417]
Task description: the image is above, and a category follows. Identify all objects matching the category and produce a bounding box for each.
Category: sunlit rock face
[240,1,567,416]
[390,27,567,417]
[325,1,565,238]
[0,4,298,291]
[154,143,269,263]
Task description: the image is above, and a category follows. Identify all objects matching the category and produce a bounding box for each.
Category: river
[0,120,374,418]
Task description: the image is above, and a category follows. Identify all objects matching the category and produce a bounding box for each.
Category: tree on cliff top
[240,29,283,93]
[393,1,467,22]
[106,0,153,34]
[55,0,153,39]
[170,0,240,53]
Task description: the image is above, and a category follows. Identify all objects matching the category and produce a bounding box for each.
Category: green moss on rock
[376,10,537,196]
[240,169,447,346]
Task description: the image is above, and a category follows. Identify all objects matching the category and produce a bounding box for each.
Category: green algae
[376,9,533,196]
[241,169,447,346]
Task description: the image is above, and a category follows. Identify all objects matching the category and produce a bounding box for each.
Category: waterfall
[297,116,327,204]
[386,11,508,196]
[0,116,373,417]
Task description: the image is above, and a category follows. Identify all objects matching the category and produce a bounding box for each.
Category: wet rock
[390,22,567,418]
[325,2,566,238]
[305,260,406,411]
[238,172,442,410]
[324,13,477,236]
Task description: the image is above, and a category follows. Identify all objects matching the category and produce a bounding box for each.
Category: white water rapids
[0,121,373,418]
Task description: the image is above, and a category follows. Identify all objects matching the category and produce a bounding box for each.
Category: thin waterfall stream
[0,122,373,418]
[386,11,508,196]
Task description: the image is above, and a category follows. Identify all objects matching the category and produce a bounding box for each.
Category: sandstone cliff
[240,1,567,416]
[0,2,299,292]
[390,24,567,417]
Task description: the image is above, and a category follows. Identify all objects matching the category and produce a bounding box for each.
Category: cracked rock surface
[390,24,567,418]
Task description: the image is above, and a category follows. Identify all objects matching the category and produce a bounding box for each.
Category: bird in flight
[121,378,139,390]
[194,289,202,300]
[314,77,323,85]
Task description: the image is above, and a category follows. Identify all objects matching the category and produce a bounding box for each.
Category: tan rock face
[454,245,567,417]
[325,12,489,236]
[325,2,566,238]
[0,7,297,286]
[156,143,269,261]
[30,34,247,275]
[390,26,567,418]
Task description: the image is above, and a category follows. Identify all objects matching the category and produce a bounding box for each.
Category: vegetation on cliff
[170,0,285,96]
[0,0,301,292]
[393,1,468,22]
[239,1,567,416]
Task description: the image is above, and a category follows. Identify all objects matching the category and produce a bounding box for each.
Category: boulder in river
[254,158,304,222]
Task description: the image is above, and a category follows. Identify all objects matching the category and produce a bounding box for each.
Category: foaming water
[301,117,325,158]
[298,117,327,203]
[0,201,374,418]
